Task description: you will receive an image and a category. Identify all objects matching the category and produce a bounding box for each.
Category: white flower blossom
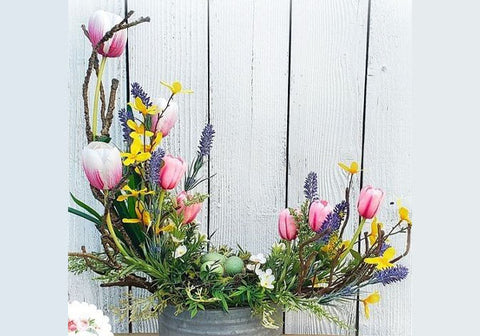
[174,245,187,259]
[249,253,266,264]
[258,268,275,289]
[171,235,184,244]
[272,242,286,251]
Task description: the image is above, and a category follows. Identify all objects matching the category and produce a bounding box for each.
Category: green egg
[200,252,226,265]
[200,261,224,275]
[224,256,244,275]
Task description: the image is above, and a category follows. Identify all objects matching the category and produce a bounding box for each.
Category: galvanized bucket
[158,306,283,336]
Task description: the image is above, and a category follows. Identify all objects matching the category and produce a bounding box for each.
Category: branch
[101,78,119,136]
[100,274,156,293]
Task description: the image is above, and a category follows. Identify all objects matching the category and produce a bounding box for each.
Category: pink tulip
[308,200,333,232]
[278,209,298,241]
[176,191,203,224]
[159,155,187,190]
[88,10,127,58]
[150,98,178,137]
[81,142,122,190]
[357,185,385,219]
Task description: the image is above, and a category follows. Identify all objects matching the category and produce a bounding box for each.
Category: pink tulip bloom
[357,185,385,219]
[308,200,333,232]
[82,142,122,190]
[278,209,298,241]
[151,98,178,137]
[176,191,203,224]
[159,155,187,190]
[88,10,127,58]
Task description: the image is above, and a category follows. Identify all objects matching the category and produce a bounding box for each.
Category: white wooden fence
[68,0,411,335]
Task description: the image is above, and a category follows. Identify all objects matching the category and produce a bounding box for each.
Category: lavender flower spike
[304,171,318,201]
[198,124,215,157]
[131,82,152,107]
[372,265,409,286]
[118,108,134,143]
[149,148,165,185]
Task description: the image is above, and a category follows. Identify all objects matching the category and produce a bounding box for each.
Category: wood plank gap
[206,0,211,245]
[356,1,372,335]
[283,0,294,334]
[124,0,133,333]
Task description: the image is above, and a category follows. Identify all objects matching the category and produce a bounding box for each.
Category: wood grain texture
[68,0,128,332]
[208,0,290,254]
[126,0,209,332]
[284,0,369,334]
[358,0,412,335]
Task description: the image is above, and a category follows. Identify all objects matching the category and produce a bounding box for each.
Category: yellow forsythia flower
[122,201,152,227]
[121,138,152,166]
[369,218,383,246]
[399,206,412,225]
[128,97,158,116]
[127,119,153,139]
[361,292,380,319]
[160,80,193,94]
[338,161,359,174]
[117,185,154,201]
[364,247,395,270]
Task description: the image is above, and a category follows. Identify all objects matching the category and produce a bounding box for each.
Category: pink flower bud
[159,155,187,190]
[176,191,203,224]
[357,185,385,219]
[81,142,122,190]
[151,98,178,137]
[278,209,298,241]
[88,10,127,58]
[308,200,333,232]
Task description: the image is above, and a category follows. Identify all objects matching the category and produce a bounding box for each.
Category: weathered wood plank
[358,0,412,335]
[126,0,209,332]
[68,0,128,333]
[208,0,290,254]
[285,0,369,334]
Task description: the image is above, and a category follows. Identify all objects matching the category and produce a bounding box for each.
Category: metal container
[158,306,283,336]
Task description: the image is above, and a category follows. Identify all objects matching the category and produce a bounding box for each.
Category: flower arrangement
[68,301,114,336]
[68,9,412,331]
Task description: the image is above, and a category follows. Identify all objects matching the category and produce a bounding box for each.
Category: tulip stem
[154,189,167,232]
[92,56,107,140]
[106,211,128,257]
[338,217,366,264]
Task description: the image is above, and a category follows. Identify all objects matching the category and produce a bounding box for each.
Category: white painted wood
[208,0,290,254]
[285,0,369,334]
[359,0,412,335]
[68,0,128,332]
[126,0,209,332]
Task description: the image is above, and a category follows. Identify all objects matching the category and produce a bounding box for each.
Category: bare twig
[101,78,119,136]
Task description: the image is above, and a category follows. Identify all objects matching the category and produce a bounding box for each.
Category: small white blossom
[68,301,113,336]
[258,268,275,289]
[249,253,266,264]
[174,245,187,259]
[272,242,286,251]
[171,235,184,244]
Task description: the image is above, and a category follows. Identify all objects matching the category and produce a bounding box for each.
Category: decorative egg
[200,252,226,265]
[224,256,244,275]
[200,261,224,275]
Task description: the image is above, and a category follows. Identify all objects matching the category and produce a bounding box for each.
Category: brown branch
[390,225,412,263]
[81,11,150,143]
[100,274,156,293]
[339,175,353,238]
[101,78,119,136]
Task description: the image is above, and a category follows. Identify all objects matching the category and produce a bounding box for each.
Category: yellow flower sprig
[122,200,152,227]
[117,185,154,202]
[121,138,151,166]
[160,80,193,95]
[338,161,359,175]
[128,97,158,117]
[361,292,380,319]
[364,247,396,270]
[127,120,153,139]
[368,218,383,246]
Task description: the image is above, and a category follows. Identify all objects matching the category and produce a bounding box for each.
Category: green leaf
[68,207,101,226]
[349,249,362,262]
[70,193,102,220]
